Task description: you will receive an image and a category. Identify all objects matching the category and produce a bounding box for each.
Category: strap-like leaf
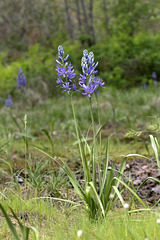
[100,137,109,197]
[112,186,125,206]
[114,177,147,208]
[150,135,160,168]
[89,182,105,217]
[0,204,20,240]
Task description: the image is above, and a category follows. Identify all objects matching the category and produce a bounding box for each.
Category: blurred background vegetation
[0,0,160,98]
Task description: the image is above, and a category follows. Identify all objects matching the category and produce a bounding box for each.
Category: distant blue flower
[5,94,13,108]
[56,45,77,94]
[142,83,147,89]
[17,67,27,90]
[152,72,157,79]
[79,49,105,97]
[153,80,158,87]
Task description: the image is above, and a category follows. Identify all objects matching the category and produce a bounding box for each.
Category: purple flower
[66,63,76,80]
[58,45,64,59]
[72,83,76,91]
[142,83,147,89]
[94,78,105,88]
[153,80,158,87]
[88,52,94,65]
[152,72,157,79]
[79,74,86,85]
[5,94,13,108]
[17,67,27,90]
[56,65,67,78]
[56,45,76,95]
[61,82,71,94]
[57,78,63,86]
[79,49,105,97]
[83,49,89,59]
[81,84,96,98]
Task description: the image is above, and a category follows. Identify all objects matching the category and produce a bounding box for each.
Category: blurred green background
[0,0,160,98]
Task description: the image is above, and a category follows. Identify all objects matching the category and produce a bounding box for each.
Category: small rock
[125,164,130,170]
[133,179,141,186]
[15,176,24,184]
[152,185,160,194]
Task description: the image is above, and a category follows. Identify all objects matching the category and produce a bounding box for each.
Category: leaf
[0,204,20,240]
[125,129,142,138]
[112,186,125,206]
[35,147,86,201]
[150,135,160,168]
[9,207,30,240]
[89,182,105,217]
[100,137,109,197]
[114,178,147,208]
[15,132,36,140]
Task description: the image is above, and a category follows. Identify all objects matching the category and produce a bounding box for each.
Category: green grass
[0,87,159,160]
[0,193,160,239]
[0,87,160,238]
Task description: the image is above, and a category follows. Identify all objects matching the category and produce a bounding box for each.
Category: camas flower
[79,49,105,97]
[152,72,157,79]
[56,45,77,94]
[5,94,13,108]
[152,72,158,87]
[17,67,27,90]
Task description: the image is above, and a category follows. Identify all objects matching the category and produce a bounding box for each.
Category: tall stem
[70,95,89,182]
[89,97,96,187]
[24,114,27,180]
[95,93,102,190]
[89,97,95,137]
[95,93,102,157]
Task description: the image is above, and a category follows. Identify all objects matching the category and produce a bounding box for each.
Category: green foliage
[1,33,160,97]
[0,0,160,96]
[0,204,39,240]
[0,44,57,98]
[92,33,160,88]
[37,92,148,220]
[150,135,160,169]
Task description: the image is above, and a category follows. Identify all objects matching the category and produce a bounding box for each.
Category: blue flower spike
[79,49,105,97]
[56,45,77,94]
[5,94,13,109]
[17,67,27,90]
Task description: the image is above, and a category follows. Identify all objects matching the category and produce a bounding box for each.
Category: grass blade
[114,178,147,208]
[150,135,160,168]
[0,204,20,240]
[100,137,109,197]
[9,207,30,240]
[112,186,125,206]
[89,182,105,217]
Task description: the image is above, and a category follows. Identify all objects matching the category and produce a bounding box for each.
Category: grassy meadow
[0,85,160,239]
[1,0,160,238]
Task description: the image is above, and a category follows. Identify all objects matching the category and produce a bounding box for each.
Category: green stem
[95,93,102,190]
[89,97,96,187]
[24,115,27,181]
[89,98,95,137]
[95,93,102,156]
[70,95,90,183]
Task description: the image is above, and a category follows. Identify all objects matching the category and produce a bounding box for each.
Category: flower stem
[95,93,102,190]
[70,95,90,183]
[89,97,96,188]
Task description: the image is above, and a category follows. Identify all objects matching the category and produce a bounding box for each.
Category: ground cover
[0,194,160,239]
[0,87,160,239]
